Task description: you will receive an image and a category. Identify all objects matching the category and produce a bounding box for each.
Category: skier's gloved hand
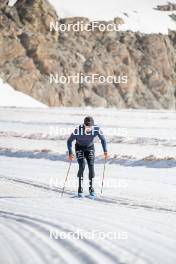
[68,153,74,161]
[104,152,108,160]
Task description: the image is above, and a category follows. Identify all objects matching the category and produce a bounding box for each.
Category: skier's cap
[84,116,94,126]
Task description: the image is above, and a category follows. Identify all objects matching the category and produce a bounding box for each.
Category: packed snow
[0,79,47,108]
[0,107,176,264]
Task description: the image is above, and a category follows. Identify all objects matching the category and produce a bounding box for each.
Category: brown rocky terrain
[155,2,176,11]
[0,0,176,108]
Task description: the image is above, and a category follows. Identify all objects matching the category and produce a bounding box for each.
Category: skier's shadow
[70,194,117,205]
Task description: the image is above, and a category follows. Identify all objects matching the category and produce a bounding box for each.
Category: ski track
[0,211,121,264]
[1,174,176,214]
[0,209,160,264]
[0,221,49,264]
[1,175,176,263]
[1,203,176,264]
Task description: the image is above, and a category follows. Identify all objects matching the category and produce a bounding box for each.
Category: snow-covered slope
[0,79,47,108]
[48,0,176,33]
[8,0,176,33]
[0,107,176,263]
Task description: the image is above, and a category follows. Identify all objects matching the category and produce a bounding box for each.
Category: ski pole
[100,159,107,196]
[61,160,72,198]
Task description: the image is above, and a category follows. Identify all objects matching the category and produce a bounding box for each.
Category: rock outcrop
[0,0,176,108]
[154,2,176,11]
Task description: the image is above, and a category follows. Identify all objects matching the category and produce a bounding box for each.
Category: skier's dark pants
[75,143,95,191]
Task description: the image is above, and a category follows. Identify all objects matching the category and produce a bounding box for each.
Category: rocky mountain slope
[155,2,176,11]
[0,0,176,108]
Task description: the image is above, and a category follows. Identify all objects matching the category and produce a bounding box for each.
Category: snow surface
[0,107,176,263]
[0,79,47,108]
[48,0,176,33]
[8,0,176,33]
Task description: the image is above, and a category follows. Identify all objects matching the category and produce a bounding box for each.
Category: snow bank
[0,79,47,108]
[48,0,176,34]
[8,0,176,33]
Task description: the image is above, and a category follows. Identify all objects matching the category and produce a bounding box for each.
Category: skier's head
[84,116,94,132]
[84,116,94,126]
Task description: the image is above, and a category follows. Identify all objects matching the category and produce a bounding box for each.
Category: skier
[67,116,108,198]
